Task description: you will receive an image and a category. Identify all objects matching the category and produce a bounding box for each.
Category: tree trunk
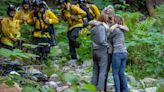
[145,0,164,16]
[145,0,155,16]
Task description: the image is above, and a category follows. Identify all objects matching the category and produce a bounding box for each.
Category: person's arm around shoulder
[118,25,129,32]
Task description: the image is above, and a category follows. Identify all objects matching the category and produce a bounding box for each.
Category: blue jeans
[112,53,128,92]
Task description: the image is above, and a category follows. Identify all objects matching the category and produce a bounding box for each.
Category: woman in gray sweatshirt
[110,16,129,92]
[90,13,110,92]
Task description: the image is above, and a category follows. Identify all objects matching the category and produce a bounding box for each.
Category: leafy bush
[116,6,164,78]
[0,48,38,62]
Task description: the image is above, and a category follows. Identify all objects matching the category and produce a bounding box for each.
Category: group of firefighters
[0,0,100,60]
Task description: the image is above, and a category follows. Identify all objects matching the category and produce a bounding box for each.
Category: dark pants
[104,54,112,92]
[112,53,128,92]
[67,27,81,59]
[33,37,51,46]
[91,48,108,91]
[33,37,51,59]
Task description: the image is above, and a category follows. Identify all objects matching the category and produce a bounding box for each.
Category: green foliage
[154,5,164,33]
[0,48,38,61]
[64,73,79,85]
[117,6,164,78]
[77,28,92,61]
[0,0,22,16]
[19,24,34,42]
[79,83,96,92]
[93,0,112,10]
[157,85,164,92]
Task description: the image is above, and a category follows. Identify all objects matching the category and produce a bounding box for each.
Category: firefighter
[59,0,86,64]
[0,4,21,50]
[32,1,59,46]
[15,0,33,24]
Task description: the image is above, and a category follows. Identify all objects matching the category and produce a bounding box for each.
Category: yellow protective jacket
[0,17,20,47]
[33,10,59,38]
[61,3,87,30]
[74,3,100,20]
[15,9,34,24]
[88,4,100,20]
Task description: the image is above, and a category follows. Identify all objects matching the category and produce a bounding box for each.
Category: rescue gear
[33,0,41,6]
[61,2,86,30]
[1,17,20,47]
[15,9,34,24]
[7,4,16,16]
[22,0,30,5]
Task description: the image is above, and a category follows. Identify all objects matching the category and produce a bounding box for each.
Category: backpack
[79,3,94,21]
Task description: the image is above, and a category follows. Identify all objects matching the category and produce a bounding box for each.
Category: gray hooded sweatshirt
[91,24,109,50]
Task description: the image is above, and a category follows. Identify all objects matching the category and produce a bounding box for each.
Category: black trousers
[67,27,81,59]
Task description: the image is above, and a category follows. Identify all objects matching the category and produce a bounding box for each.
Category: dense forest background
[0,0,163,92]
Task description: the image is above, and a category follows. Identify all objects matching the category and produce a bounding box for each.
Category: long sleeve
[119,25,129,32]
[1,19,14,39]
[97,25,108,47]
[72,5,87,18]
[91,4,100,19]
[46,10,59,24]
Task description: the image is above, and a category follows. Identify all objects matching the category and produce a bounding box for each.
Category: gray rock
[75,69,85,75]
[45,81,58,89]
[56,85,69,92]
[157,78,164,86]
[10,71,20,76]
[53,64,60,69]
[56,81,63,87]
[130,89,145,92]
[49,74,60,82]
[26,68,42,75]
[62,66,71,72]
[141,78,157,84]
[128,84,133,90]
[107,74,114,84]
[127,75,137,84]
[107,83,115,91]
[139,80,146,88]
[145,87,157,92]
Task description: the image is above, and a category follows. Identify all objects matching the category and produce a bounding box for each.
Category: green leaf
[64,73,79,85]
[79,83,96,92]
[5,79,15,87]
[22,86,32,92]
